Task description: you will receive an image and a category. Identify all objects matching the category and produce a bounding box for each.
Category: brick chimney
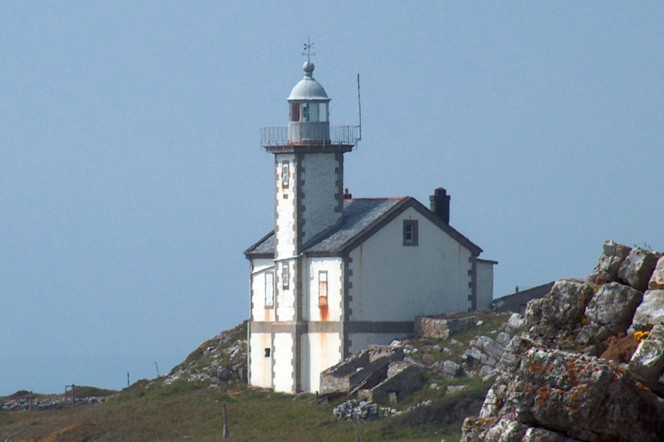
[429,187,450,224]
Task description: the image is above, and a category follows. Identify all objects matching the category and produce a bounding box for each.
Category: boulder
[463,337,664,441]
[581,282,643,343]
[589,240,631,285]
[505,312,525,332]
[432,360,464,379]
[648,256,664,289]
[629,289,664,333]
[525,279,594,344]
[618,247,659,292]
[629,323,664,393]
[462,335,507,378]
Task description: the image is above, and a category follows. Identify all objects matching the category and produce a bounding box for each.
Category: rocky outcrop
[165,321,248,386]
[462,241,664,441]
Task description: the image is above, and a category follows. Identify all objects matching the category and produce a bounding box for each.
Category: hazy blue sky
[1,2,662,395]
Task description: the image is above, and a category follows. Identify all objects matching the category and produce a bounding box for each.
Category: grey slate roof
[306,198,403,253]
[244,197,482,258]
[244,198,401,257]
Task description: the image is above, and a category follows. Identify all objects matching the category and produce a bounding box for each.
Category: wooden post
[71,384,75,409]
[353,414,361,442]
[222,401,229,438]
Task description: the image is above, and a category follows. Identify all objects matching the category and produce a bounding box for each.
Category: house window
[264,271,274,308]
[318,271,328,308]
[282,263,289,289]
[264,348,271,358]
[403,219,419,246]
[282,163,289,189]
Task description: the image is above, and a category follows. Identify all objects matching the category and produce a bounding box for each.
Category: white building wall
[273,332,294,393]
[300,153,341,244]
[302,332,342,393]
[304,257,344,321]
[348,207,472,321]
[249,332,272,389]
[475,260,495,311]
[250,258,275,322]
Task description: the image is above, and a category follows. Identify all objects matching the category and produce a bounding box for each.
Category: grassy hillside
[0,311,511,441]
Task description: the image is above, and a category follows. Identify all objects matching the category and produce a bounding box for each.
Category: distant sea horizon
[1,353,182,396]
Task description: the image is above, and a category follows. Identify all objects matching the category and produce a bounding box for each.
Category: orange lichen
[536,386,550,406]
[633,331,650,342]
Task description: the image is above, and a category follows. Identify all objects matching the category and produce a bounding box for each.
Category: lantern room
[287,61,331,144]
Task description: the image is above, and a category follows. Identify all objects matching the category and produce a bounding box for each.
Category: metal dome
[287,61,329,101]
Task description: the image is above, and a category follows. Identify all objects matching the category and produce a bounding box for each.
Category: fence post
[222,401,229,438]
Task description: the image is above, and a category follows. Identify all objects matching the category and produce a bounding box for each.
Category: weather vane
[302,37,315,63]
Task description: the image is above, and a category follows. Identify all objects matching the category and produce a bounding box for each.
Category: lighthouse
[246,51,493,394]
[254,56,359,392]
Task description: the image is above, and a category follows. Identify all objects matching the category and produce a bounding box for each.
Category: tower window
[265,271,274,308]
[318,271,328,308]
[264,348,271,358]
[403,220,419,246]
[290,103,300,122]
[282,163,289,189]
[282,263,289,289]
[302,103,309,121]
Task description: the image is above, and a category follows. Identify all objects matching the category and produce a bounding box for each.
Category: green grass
[0,313,511,441]
[0,377,488,441]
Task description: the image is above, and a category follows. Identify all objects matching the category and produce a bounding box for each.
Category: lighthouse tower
[256,58,358,393]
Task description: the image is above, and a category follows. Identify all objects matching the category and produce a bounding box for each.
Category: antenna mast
[357,73,362,142]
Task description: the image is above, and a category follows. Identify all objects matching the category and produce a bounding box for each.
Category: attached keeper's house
[245,59,495,394]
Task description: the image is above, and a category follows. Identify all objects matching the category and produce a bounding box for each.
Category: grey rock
[629,323,664,393]
[504,313,525,332]
[217,366,233,381]
[446,384,468,394]
[629,289,664,333]
[333,399,379,421]
[525,279,595,344]
[618,247,659,291]
[649,256,664,289]
[462,335,505,370]
[583,281,643,341]
[589,240,631,284]
[434,360,463,379]
[522,427,580,442]
[496,332,511,346]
